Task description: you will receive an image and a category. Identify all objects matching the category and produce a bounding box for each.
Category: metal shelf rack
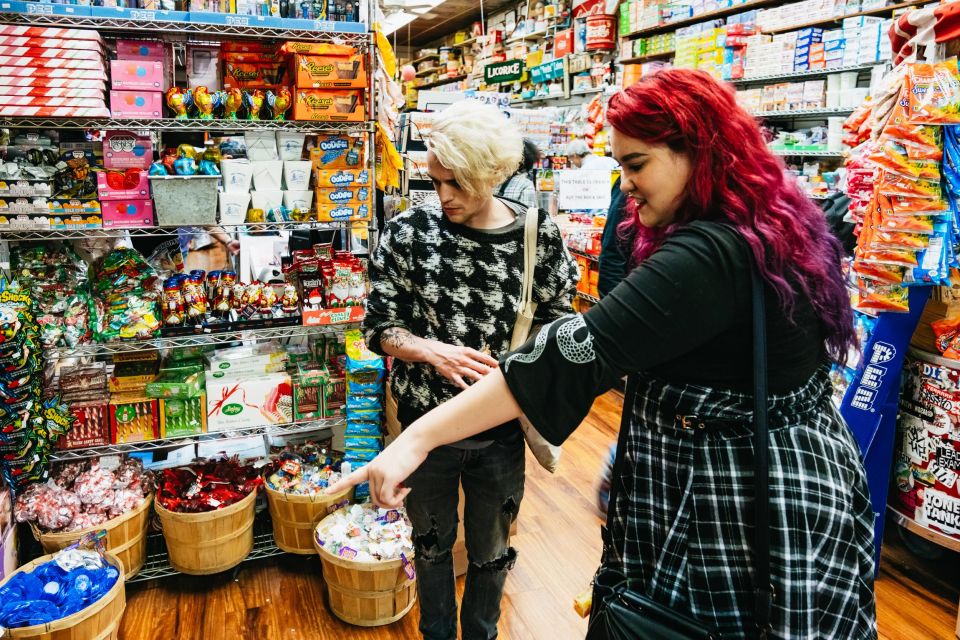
[618,51,675,65]
[417,74,467,90]
[577,292,600,305]
[0,220,364,241]
[568,248,599,263]
[51,420,338,462]
[731,63,881,86]
[753,107,855,118]
[0,117,372,133]
[44,322,359,359]
[0,10,371,45]
[770,149,845,157]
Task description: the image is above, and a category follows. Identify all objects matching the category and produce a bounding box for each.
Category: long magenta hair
[607,69,854,362]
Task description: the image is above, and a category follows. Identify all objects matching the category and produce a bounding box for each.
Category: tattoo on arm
[381,327,415,351]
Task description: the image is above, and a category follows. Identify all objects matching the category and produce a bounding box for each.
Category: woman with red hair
[331,69,876,638]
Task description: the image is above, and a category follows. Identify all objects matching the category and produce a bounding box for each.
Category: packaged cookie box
[292,89,364,122]
[293,53,366,89]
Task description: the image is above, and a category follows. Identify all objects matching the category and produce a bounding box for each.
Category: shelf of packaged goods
[888,507,960,554]
[730,63,881,86]
[762,1,919,35]
[507,29,551,43]
[0,10,371,45]
[0,117,373,133]
[416,67,443,77]
[410,53,440,66]
[510,93,570,105]
[618,50,675,65]
[577,292,600,305]
[416,74,467,90]
[43,322,361,359]
[753,107,854,118]
[568,248,599,262]
[770,148,845,157]
[624,0,780,39]
[128,512,288,583]
[0,220,365,241]
[571,87,607,96]
[51,419,338,463]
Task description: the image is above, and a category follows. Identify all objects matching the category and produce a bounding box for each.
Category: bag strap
[751,263,773,638]
[601,263,772,637]
[519,206,538,310]
[498,175,512,197]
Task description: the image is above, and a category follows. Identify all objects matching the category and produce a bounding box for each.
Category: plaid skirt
[604,367,877,639]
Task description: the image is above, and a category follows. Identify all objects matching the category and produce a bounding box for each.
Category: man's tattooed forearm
[382,327,415,351]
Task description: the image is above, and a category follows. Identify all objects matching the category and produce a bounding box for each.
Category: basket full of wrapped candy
[154,457,262,575]
[263,443,354,555]
[313,504,416,627]
[16,458,154,580]
[0,540,125,640]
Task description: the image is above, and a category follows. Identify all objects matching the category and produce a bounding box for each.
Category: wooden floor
[120,392,959,640]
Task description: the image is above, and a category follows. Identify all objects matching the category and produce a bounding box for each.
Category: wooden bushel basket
[264,483,354,555]
[0,552,126,640]
[313,511,416,627]
[32,495,153,581]
[154,489,256,575]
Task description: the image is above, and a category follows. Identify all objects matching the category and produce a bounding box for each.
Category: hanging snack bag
[907,58,960,124]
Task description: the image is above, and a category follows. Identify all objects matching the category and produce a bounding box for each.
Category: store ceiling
[392,0,517,47]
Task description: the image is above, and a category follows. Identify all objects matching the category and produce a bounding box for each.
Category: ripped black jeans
[404,432,525,640]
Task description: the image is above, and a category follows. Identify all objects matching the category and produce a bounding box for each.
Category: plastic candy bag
[908,58,960,124]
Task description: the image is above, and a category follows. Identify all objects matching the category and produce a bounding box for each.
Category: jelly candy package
[907,58,960,124]
[855,278,910,313]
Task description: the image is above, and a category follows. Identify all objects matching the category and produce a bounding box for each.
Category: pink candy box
[103,130,153,170]
[110,60,163,91]
[109,90,162,119]
[96,171,150,201]
[101,199,154,228]
[115,39,164,61]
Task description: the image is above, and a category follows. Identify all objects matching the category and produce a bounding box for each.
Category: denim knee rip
[413,519,452,564]
[470,547,518,573]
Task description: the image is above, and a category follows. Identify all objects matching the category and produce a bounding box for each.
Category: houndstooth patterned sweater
[364,199,579,442]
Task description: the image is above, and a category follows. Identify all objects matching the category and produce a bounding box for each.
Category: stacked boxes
[0,26,108,117]
[287,41,365,122]
[310,132,372,222]
[56,363,110,450]
[145,359,207,438]
[108,352,160,444]
[342,329,385,501]
[842,16,892,66]
[793,28,824,72]
[110,39,164,118]
[97,162,155,228]
[737,79,828,112]
[204,344,293,431]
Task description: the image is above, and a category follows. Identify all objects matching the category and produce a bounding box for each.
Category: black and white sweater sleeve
[532,211,580,325]
[364,215,416,356]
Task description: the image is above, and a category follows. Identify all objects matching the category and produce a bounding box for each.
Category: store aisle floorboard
[121,392,959,640]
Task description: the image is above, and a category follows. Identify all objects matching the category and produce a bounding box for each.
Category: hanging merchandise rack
[0,221,364,241]
[0,117,373,133]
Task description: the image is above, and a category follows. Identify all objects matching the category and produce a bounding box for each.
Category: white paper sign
[922,488,960,536]
[556,170,612,211]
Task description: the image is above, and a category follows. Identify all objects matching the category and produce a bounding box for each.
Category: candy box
[206,371,293,431]
[116,39,164,61]
[315,202,371,223]
[315,169,371,188]
[293,53,367,88]
[159,395,207,438]
[309,134,366,170]
[110,60,164,91]
[58,399,110,450]
[145,366,205,399]
[315,185,371,207]
[222,61,285,89]
[109,394,159,444]
[292,89,364,122]
[96,170,150,200]
[101,198,154,228]
[109,90,163,119]
[324,373,345,418]
[206,347,289,376]
[103,130,153,170]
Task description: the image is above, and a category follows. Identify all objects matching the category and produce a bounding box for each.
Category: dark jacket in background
[598,177,629,298]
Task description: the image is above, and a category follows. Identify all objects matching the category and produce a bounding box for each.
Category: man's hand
[423,341,499,390]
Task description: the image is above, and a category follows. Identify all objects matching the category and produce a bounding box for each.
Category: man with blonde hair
[364,100,577,640]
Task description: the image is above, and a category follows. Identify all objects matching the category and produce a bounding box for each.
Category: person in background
[565,138,619,171]
[495,138,539,208]
[363,100,578,640]
[333,69,877,638]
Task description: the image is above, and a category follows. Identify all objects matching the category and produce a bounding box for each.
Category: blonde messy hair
[426,101,523,198]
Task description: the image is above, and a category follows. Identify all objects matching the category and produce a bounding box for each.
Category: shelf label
[556,169,611,210]
[26,3,53,14]
[130,9,156,19]
[484,59,525,85]
[314,19,336,31]
[226,14,250,26]
[530,58,564,84]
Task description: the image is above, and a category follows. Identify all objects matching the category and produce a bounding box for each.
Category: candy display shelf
[51,418,339,462]
[0,10,371,45]
[618,50,675,65]
[0,117,372,134]
[410,52,440,66]
[753,107,854,118]
[571,87,606,96]
[43,322,360,359]
[770,149,845,157]
[624,0,779,39]
[129,512,287,583]
[417,74,467,90]
[0,221,363,241]
[506,28,551,43]
[761,0,919,35]
[568,248,599,262]
[577,292,600,305]
[730,63,881,85]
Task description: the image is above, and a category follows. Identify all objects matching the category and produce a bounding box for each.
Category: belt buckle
[676,415,706,431]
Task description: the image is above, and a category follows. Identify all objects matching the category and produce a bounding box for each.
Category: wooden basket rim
[155,485,257,520]
[0,552,125,635]
[264,481,352,505]
[31,493,154,544]
[313,508,415,570]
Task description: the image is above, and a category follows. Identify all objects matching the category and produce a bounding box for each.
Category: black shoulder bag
[585,263,774,640]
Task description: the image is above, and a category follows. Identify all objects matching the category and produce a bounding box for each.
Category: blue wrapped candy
[0,551,119,629]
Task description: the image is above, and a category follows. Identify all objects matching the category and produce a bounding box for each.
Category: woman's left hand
[326,435,429,508]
